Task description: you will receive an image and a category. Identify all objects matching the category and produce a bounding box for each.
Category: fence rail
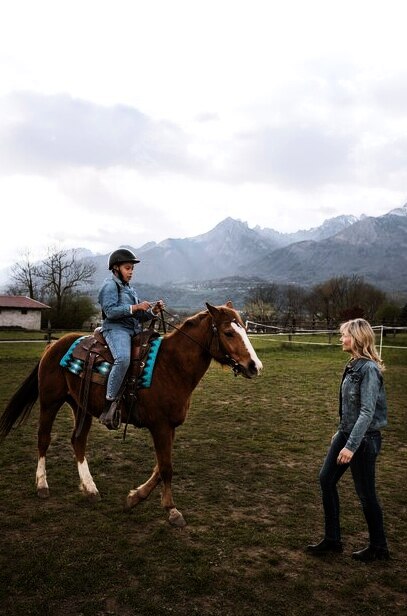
[245,322,407,357]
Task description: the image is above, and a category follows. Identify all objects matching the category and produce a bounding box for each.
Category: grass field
[0,334,406,615]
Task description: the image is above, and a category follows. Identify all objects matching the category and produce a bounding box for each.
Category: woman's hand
[337,447,354,465]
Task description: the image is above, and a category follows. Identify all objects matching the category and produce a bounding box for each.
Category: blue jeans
[103,328,133,400]
[319,430,387,548]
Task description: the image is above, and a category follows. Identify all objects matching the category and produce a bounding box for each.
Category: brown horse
[0,302,262,527]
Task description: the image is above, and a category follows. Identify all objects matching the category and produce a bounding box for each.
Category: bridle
[210,321,242,376]
[157,308,242,376]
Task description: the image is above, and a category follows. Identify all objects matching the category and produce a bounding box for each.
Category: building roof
[0,296,50,310]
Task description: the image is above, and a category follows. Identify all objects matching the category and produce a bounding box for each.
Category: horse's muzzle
[239,359,263,379]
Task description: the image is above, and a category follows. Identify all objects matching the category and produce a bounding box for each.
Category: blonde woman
[307,318,389,562]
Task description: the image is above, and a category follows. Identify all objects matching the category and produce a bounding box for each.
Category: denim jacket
[98,274,153,334]
[339,358,387,453]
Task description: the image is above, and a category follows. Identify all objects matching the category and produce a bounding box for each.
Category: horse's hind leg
[71,412,100,501]
[36,401,63,498]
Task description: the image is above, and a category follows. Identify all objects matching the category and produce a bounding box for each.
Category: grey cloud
[195,112,220,123]
[223,124,355,189]
[360,135,407,189]
[0,91,194,175]
[1,86,405,195]
[371,73,407,115]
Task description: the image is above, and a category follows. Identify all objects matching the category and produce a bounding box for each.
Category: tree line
[5,249,407,330]
[243,275,407,329]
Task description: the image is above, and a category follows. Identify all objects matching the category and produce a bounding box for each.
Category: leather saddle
[71,326,160,385]
[71,325,160,436]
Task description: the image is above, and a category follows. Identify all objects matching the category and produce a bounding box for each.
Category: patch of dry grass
[0,338,406,615]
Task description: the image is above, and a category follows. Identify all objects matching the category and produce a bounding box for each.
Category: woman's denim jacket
[98,274,153,335]
[339,358,387,453]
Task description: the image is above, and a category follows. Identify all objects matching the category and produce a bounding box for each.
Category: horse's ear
[206,301,234,317]
[205,302,219,318]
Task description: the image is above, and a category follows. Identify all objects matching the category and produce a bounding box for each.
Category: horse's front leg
[126,464,161,507]
[127,425,186,528]
[71,412,100,501]
[153,425,186,528]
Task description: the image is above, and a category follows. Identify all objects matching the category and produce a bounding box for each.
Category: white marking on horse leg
[232,322,263,372]
[36,456,50,497]
[77,458,100,498]
[168,507,186,528]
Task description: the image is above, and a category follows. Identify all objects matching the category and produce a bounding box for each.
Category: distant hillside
[95,206,406,297]
[246,213,407,294]
[91,213,361,289]
[1,204,406,309]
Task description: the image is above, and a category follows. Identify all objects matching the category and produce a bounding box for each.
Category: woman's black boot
[306,538,343,554]
[352,545,390,562]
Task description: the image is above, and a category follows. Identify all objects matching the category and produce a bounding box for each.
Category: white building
[0,296,50,330]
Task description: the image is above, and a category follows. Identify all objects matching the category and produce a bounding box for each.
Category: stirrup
[99,400,121,431]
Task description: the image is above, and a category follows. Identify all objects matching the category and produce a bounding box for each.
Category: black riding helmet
[108,248,140,270]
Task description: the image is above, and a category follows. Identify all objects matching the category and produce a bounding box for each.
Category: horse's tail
[0,362,40,440]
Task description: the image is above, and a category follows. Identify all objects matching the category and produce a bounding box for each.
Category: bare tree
[245,283,308,327]
[309,275,386,326]
[308,280,335,327]
[245,284,280,323]
[37,248,96,318]
[7,250,42,299]
[283,285,307,329]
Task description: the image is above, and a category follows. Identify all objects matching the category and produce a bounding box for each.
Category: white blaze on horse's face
[231,321,263,377]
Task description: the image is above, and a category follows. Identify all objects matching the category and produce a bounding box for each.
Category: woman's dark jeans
[319,430,387,547]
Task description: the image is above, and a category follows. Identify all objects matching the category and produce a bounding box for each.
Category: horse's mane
[165,310,209,338]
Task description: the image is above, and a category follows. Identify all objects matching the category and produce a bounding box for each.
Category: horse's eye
[224,331,234,338]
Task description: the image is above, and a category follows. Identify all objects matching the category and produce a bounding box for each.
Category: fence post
[379,325,384,358]
[47,320,52,344]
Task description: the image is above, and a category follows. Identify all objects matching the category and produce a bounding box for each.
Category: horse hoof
[126,489,141,509]
[37,487,50,499]
[168,508,186,528]
[86,491,101,503]
[80,483,101,501]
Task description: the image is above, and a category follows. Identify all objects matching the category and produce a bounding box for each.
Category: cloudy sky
[1,0,406,273]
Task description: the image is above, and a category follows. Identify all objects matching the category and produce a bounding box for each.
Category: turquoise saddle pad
[60,336,162,389]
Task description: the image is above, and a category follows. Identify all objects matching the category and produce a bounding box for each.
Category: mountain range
[3,204,407,310]
[87,203,407,305]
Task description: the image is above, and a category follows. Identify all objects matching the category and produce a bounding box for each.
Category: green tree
[48,294,97,329]
[375,301,401,326]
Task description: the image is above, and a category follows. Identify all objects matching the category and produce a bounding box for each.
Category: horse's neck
[164,317,212,385]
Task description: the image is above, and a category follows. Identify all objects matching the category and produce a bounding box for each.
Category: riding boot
[99,399,121,430]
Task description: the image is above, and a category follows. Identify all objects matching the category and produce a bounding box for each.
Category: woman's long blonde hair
[340,318,385,371]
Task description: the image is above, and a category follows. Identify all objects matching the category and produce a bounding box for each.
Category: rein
[158,308,241,376]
